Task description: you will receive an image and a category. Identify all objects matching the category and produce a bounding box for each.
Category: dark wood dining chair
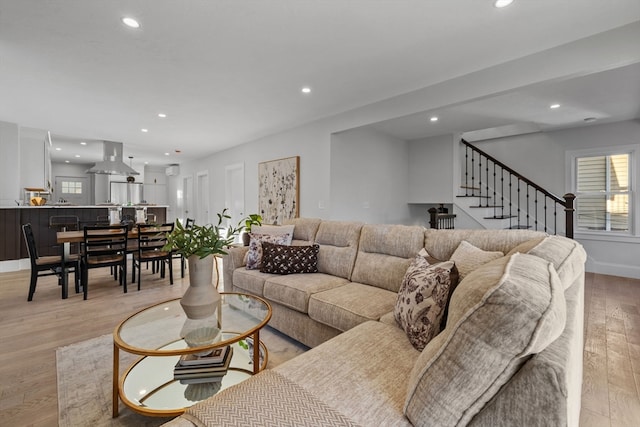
[80,225,129,300]
[132,223,174,290]
[175,218,195,278]
[22,223,80,301]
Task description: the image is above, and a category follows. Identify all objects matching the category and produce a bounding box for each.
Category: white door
[54,176,89,205]
[196,171,210,224]
[182,175,194,225]
[225,163,245,229]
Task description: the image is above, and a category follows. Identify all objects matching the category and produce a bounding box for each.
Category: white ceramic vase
[180,255,221,319]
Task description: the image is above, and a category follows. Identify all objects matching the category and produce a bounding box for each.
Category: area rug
[56,326,308,427]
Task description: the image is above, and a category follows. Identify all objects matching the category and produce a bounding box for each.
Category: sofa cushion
[394,255,457,351]
[308,282,397,331]
[314,221,363,280]
[232,268,275,296]
[283,217,322,243]
[449,240,503,279]
[260,242,319,275]
[251,224,295,237]
[276,321,417,426]
[351,224,425,292]
[405,253,567,426]
[263,273,349,313]
[507,235,587,290]
[245,232,292,270]
[424,229,546,261]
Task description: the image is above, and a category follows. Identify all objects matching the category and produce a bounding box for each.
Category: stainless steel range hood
[86,141,139,175]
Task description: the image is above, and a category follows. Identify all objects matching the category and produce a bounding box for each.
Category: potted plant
[241,213,263,246]
[164,208,246,319]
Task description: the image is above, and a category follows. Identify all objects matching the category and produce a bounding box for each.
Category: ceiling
[1,1,639,167]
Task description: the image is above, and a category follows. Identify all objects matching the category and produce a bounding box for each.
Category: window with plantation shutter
[575,152,630,232]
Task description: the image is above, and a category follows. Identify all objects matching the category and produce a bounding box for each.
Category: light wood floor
[0,266,638,426]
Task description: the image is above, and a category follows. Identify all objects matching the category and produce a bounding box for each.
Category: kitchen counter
[0,206,168,263]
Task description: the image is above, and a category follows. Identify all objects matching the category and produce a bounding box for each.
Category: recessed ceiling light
[141,128,148,133]
[164,152,170,156]
[55,147,62,151]
[550,104,561,109]
[122,17,140,29]
[301,87,311,94]
[144,161,149,165]
[74,154,81,158]
[65,160,70,163]
[494,0,514,8]
[430,116,439,122]
[158,113,167,118]
[80,141,87,145]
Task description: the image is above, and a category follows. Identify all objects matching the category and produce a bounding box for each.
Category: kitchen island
[0,205,168,268]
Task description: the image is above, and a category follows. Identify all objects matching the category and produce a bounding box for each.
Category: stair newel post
[563,193,576,239]
[428,207,438,229]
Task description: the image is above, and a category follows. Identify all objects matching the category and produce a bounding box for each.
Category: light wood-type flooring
[0,264,638,426]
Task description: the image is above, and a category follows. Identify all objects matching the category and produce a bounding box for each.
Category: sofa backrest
[284,217,322,244]
[351,224,425,292]
[314,220,363,280]
[424,229,546,261]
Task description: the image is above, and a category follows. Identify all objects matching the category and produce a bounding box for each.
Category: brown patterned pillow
[245,232,292,270]
[394,254,456,351]
[260,242,319,275]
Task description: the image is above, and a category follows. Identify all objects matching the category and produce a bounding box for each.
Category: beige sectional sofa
[166,218,586,426]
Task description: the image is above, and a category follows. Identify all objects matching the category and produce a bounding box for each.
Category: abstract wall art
[258,156,299,224]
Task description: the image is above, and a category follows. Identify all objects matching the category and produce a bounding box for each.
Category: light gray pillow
[404,253,566,426]
[449,240,503,279]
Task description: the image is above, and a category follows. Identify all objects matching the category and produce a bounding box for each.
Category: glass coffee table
[112,293,272,417]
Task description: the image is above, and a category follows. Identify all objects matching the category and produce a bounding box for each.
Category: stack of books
[174,345,233,384]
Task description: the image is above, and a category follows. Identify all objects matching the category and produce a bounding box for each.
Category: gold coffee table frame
[112,293,272,417]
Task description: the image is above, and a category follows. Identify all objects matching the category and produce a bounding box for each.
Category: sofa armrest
[222,246,249,291]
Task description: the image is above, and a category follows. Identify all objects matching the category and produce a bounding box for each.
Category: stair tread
[469,205,503,208]
[483,215,517,219]
[507,225,533,229]
[456,195,492,199]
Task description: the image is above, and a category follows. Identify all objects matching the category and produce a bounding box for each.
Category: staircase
[455,139,575,238]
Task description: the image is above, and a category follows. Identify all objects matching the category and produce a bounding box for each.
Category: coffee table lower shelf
[115,336,267,417]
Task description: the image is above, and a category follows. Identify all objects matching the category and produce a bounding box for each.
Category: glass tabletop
[114,293,271,355]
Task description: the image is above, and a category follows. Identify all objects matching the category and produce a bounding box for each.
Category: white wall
[0,121,20,205]
[408,134,455,203]
[19,127,47,192]
[330,127,410,224]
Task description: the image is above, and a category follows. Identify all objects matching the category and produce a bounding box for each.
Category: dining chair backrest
[22,223,40,265]
[136,223,174,254]
[82,225,128,261]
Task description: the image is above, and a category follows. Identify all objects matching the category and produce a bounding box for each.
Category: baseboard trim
[586,256,640,280]
[0,259,29,273]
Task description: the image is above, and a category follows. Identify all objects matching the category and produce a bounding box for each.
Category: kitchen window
[61,180,83,195]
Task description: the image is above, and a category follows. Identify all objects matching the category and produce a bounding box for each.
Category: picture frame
[258,156,299,224]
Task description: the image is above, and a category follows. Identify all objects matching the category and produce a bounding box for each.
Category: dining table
[56,227,163,299]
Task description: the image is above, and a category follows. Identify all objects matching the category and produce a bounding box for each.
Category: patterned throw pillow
[449,240,503,280]
[260,242,320,275]
[394,254,457,351]
[245,233,292,270]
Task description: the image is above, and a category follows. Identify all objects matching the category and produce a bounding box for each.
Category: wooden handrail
[461,139,565,205]
[461,139,575,238]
